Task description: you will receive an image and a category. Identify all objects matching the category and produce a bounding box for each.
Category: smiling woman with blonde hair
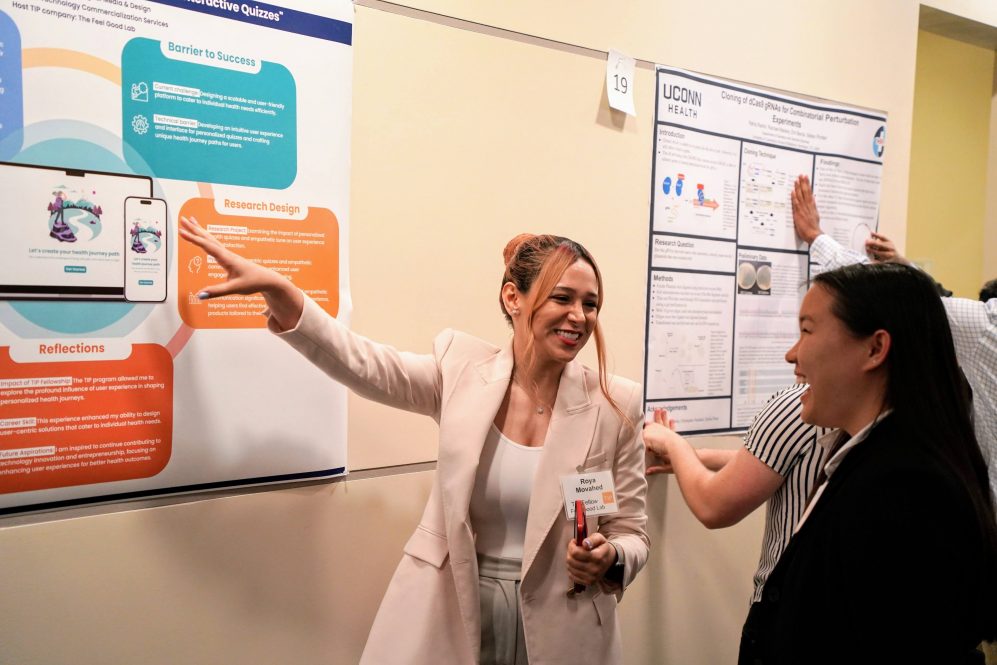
[180,218,649,665]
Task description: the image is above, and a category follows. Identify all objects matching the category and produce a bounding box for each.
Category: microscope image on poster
[736,260,773,295]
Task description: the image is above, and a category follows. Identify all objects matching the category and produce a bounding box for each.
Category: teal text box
[121,38,297,188]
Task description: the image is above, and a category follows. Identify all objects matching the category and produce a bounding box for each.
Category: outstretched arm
[790,175,868,270]
[793,176,913,270]
[644,410,783,529]
[179,215,444,417]
[179,216,304,331]
[646,445,734,475]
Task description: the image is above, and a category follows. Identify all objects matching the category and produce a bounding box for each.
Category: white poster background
[0,1,352,511]
[644,67,886,434]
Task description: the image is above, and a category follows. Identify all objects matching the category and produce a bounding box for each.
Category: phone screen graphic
[124,197,168,303]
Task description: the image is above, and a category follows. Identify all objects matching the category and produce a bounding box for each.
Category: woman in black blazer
[739,263,997,665]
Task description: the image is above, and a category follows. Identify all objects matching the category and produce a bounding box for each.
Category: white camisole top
[468,423,543,560]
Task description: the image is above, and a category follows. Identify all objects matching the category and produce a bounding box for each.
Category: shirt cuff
[604,541,625,587]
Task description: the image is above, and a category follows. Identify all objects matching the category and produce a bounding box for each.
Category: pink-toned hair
[501,234,631,430]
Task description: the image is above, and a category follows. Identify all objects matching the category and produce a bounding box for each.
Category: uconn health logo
[872,126,886,158]
[662,82,703,119]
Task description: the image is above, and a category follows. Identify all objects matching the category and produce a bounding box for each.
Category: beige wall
[0,471,435,665]
[4,2,992,664]
[921,0,997,285]
[986,51,997,281]
[906,30,995,297]
[922,0,997,29]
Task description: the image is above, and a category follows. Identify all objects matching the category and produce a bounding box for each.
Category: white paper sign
[560,470,620,518]
[606,49,636,116]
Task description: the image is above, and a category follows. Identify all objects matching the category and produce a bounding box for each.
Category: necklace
[511,373,553,415]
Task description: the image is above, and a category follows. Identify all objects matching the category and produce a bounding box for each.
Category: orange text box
[0,344,174,494]
[178,198,339,329]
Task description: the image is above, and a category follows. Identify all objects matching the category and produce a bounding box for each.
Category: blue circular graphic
[872,126,886,158]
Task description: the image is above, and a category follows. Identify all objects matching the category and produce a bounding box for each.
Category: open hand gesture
[179,216,304,329]
[790,175,822,244]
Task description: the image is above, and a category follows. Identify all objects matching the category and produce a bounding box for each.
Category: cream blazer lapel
[436,345,601,652]
[521,359,599,581]
[436,339,513,657]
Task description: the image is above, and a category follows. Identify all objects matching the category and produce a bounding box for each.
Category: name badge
[560,470,619,519]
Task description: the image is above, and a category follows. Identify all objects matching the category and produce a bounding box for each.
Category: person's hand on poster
[865,232,912,266]
[179,216,304,330]
[644,408,682,475]
[566,532,618,587]
[790,175,822,244]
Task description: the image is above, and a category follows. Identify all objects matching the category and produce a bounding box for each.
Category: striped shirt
[744,383,830,602]
[812,234,997,505]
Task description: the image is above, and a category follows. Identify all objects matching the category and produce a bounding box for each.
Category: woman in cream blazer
[179,221,650,664]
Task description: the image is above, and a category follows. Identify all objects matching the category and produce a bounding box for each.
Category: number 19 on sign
[607,49,636,116]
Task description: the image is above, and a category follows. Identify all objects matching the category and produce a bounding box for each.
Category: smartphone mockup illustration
[124,197,168,303]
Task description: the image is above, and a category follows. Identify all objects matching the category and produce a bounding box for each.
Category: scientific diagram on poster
[644,67,886,434]
[0,0,353,512]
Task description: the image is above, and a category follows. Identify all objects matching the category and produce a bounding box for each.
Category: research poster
[0,0,353,513]
[644,67,886,434]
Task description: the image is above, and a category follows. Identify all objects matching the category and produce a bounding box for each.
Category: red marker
[573,499,587,594]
